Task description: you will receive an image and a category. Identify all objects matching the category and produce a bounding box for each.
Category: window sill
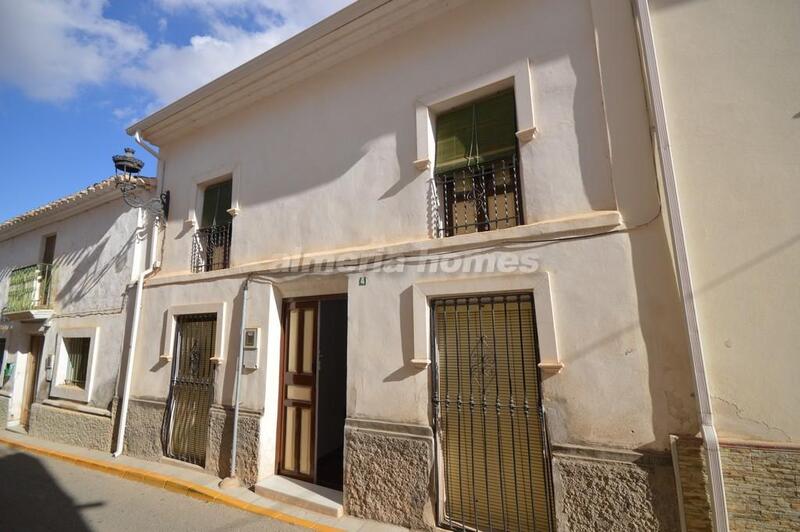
[147,210,622,286]
[50,383,90,403]
[41,398,111,418]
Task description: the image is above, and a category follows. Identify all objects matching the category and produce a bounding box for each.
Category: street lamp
[112,147,170,220]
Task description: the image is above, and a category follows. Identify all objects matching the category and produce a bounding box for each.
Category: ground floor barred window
[432,293,554,532]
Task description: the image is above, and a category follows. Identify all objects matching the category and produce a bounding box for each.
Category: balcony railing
[4,263,53,315]
[191,223,232,273]
[434,154,523,237]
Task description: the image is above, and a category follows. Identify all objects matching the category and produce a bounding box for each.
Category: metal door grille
[432,293,554,532]
[163,313,217,466]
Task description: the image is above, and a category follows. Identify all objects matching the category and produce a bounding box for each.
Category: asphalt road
[0,445,303,532]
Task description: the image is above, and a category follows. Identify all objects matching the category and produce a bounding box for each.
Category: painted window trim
[414,58,536,173]
[184,163,241,228]
[50,327,100,403]
[411,271,562,373]
[161,302,227,364]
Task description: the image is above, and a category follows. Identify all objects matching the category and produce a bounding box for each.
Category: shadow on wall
[55,230,136,308]
[0,451,97,532]
[224,0,622,227]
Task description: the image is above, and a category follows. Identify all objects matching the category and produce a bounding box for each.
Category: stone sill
[148,210,622,286]
[41,399,111,418]
[719,437,800,452]
[552,442,671,465]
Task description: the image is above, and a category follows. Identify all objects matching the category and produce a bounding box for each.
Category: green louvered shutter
[200,180,233,229]
[435,90,518,173]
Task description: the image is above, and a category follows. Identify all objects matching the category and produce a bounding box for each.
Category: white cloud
[0,0,148,102]
[125,0,353,105]
[0,0,353,109]
[112,106,136,119]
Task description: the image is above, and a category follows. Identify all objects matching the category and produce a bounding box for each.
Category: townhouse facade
[0,177,155,451]
[0,1,796,531]
[119,0,696,530]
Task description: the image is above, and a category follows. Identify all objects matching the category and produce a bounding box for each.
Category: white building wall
[0,199,145,422]
[651,0,800,444]
[131,0,696,475]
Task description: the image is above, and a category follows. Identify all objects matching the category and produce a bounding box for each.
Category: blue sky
[0,0,353,221]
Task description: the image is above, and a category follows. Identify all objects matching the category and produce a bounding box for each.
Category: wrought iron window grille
[434,154,523,238]
[191,222,232,273]
[63,337,90,388]
[3,263,53,314]
[431,293,555,532]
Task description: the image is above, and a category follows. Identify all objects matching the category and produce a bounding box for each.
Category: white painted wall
[651,0,800,443]
[132,0,697,473]
[0,198,146,419]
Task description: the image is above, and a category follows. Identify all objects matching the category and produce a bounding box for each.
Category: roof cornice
[0,177,156,242]
[126,0,470,145]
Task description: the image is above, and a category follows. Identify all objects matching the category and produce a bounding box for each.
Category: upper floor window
[192,179,232,273]
[434,89,522,237]
[42,234,56,265]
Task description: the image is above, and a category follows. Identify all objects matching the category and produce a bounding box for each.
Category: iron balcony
[2,263,54,321]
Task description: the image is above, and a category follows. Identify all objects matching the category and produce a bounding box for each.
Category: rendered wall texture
[205,405,261,487]
[0,395,8,426]
[123,398,165,460]
[552,447,679,532]
[343,420,434,529]
[27,403,112,451]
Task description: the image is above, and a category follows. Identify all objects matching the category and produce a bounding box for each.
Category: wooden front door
[277,296,348,487]
[278,300,318,481]
[21,335,43,429]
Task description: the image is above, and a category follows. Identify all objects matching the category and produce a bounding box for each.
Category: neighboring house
[0,177,155,452]
[120,0,696,530]
[645,1,800,531]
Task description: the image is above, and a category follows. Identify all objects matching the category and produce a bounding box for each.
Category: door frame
[21,335,44,429]
[275,294,347,484]
[163,313,217,466]
[428,292,556,531]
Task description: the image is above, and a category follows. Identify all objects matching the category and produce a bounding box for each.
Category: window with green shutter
[200,180,233,229]
[434,90,523,237]
[192,179,233,273]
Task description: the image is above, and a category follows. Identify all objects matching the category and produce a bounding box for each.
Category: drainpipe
[113,220,159,458]
[633,1,729,530]
[113,130,164,458]
[220,278,249,488]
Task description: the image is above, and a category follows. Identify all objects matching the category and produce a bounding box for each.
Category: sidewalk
[0,430,407,532]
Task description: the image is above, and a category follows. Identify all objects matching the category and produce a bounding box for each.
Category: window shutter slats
[433,294,553,531]
[200,180,233,228]
[434,89,517,173]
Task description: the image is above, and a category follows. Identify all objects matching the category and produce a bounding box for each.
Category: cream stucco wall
[133,0,698,484]
[0,199,147,420]
[651,0,800,443]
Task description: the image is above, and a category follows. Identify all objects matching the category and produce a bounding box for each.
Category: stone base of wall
[720,441,800,532]
[552,445,679,532]
[124,398,166,460]
[0,395,9,427]
[343,418,434,529]
[206,405,261,487]
[674,437,713,532]
[28,402,113,451]
[674,436,800,531]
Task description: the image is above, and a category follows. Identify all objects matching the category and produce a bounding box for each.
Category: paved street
[0,445,303,532]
